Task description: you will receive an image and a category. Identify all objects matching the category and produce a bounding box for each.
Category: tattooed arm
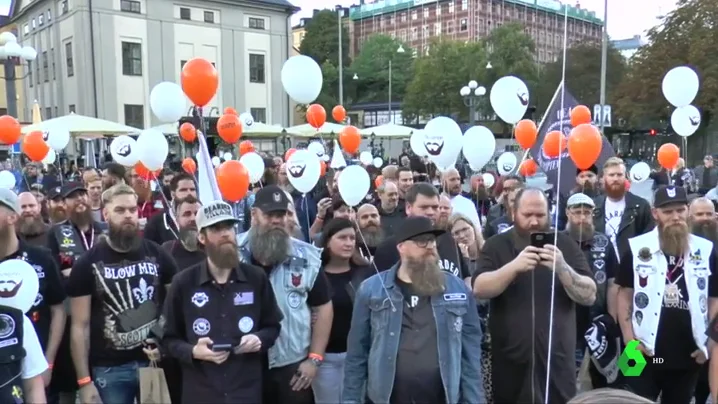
[617,286,636,343]
[556,262,597,306]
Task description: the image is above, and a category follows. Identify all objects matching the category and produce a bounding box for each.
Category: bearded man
[17,192,50,246]
[237,185,333,404]
[145,173,197,245]
[574,165,600,197]
[100,162,126,190]
[468,173,496,226]
[473,188,596,404]
[356,204,383,261]
[616,186,718,403]
[442,168,481,227]
[689,197,718,242]
[436,194,453,231]
[46,187,67,224]
[343,216,484,404]
[161,195,205,270]
[483,184,524,240]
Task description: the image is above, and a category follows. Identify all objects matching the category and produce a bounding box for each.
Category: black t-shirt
[374,232,471,279]
[65,239,178,366]
[575,236,618,343]
[325,270,353,353]
[250,257,333,307]
[616,250,718,369]
[144,212,178,246]
[1,241,65,349]
[390,277,445,404]
[161,240,206,272]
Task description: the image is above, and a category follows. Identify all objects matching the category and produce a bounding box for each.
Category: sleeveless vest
[628,228,712,357]
[54,222,104,266]
[0,306,26,404]
[586,233,610,318]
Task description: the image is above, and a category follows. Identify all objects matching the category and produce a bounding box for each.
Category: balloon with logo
[496,152,518,175]
[239,152,265,184]
[42,149,56,164]
[423,116,463,170]
[662,66,699,108]
[45,127,70,151]
[285,149,321,194]
[239,112,255,128]
[629,162,650,183]
[282,55,323,104]
[217,114,242,143]
[0,259,39,313]
[410,130,427,157]
[136,128,169,171]
[490,76,530,125]
[359,151,373,166]
[150,81,186,123]
[0,170,15,189]
[180,122,197,143]
[671,105,701,137]
[338,165,370,206]
[110,135,139,166]
[307,141,326,160]
[462,126,495,171]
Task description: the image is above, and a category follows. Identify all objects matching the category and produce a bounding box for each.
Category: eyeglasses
[410,234,437,248]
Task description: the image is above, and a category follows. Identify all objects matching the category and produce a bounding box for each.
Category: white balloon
[0,170,15,189]
[322,154,330,162]
[281,55,323,104]
[662,66,699,108]
[481,173,495,188]
[0,259,39,313]
[490,76,530,125]
[223,152,233,161]
[496,152,518,175]
[136,129,169,171]
[286,149,321,194]
[211,156,221,167]
[44,127,70,151]
[307,141,326,159]
[373,157,383,168]
[239,152,266,184]
[110,135,139,167]
[422,117,463,169]
[671,105,701,137]
[629,162,650,183]
[409,130,427,157]
[359,151,373,165]
[239,112,255,127]
[338,165,370,207]
[462,126,496,171]
[150,82,186,123]
[42,149,56,164]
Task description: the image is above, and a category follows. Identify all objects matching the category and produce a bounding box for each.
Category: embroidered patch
[287,291,302,309]
[634,292,649,309]
[594,270,606,285]
[635,311,643,326]
[238,316,254,333]
[593,234,610,249]
[700,295,707,313]
[454,317,463,333]
[443,293,467,301]
[698,277,707,291]
[594,259,605,270]
[192,318,210,336]
[191,292,209,308]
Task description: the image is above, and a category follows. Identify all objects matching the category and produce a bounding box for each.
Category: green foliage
[349,34,414,105]
[483,22,539,88]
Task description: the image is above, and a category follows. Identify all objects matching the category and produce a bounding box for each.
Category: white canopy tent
[359,123,416,138]
[21,113,141,138]
[287,122,346,137]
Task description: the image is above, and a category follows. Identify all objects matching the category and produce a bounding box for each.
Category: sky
[0,0,12,17]
[290,0,679,40]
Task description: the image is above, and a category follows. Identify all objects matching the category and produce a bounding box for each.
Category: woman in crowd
[309,196,356,244]
[312,218,372,404]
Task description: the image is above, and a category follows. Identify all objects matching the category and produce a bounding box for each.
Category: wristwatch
[308,356,323,367]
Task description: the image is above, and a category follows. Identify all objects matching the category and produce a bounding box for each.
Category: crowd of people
[3,148,718,404]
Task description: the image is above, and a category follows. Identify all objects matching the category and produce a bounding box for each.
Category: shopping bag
[139,362,172,403]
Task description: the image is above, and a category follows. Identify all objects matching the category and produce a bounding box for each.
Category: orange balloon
[134,162,160,181]
[217,114,243,144]
[567,124,603,170]
[542,130,567,158]
[284,148,297,161]
[570,105,592,127]
[339,125,362,154]
[182,158,197,175]
[515,119,538,149]
[332,105,346,123]
[179,122,197,143]
[216,160,250,202]
[22,131,49,162]
[181,58,219,107]
[518,159,538,177]
[0,115,20,145]
[239,140,255,155]
[625,179,631,191]
[306,104,326,129]
[375,175,384,188]
[319,160,326,177]
[657,143,680,170]
[224,107,238,116]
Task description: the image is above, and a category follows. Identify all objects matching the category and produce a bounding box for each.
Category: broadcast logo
[618,339,663,376]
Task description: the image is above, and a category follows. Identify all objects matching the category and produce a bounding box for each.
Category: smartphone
[530,232,554,248]
[210,343,233,352]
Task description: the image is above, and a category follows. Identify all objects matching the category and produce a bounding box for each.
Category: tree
[348,34,414,105]
[483,22,539,88]
[535,43,626,114]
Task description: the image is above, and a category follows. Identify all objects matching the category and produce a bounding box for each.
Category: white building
[611,35,647,60]
[11,0,297,130]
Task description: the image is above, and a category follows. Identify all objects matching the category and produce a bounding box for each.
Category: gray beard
[692,221,718,244]
[567,223,595,242]
[249,226,291,266]
[405,256,445,296]
[360,225,384,247]
[179,227,199,251]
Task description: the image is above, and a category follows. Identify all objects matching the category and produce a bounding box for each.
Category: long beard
[691,221,718,243]
[474,186,489,200]
[179,227,199,251]
[659,222,690,257]
[575,181,598,197]
[205,240,240,269]
[49,207,67,224]
[604,182,626,199]
[18,215,47,236]
[567,222,595,242]
[435,217,450,231]
[405,255,445,296]
[108,221,141,252]
[360,224,384,247]
[249,226,290,266]
[69,205,94,227]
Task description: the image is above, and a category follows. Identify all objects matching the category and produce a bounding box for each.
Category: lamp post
[337,5,344,106]
[460,80,486,126]
[387,44,405,121]
[0,32,37,118]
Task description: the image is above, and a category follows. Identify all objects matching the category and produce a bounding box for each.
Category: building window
[51,48,55,80]
[120,0,141,13]
[47,9,52,22]
[31,19,36,29]
[124,104,144,128]
[23,24,28,34]
[462,0,468,10]
[449,1,454,13]
[411,10,417,20]
[204,11,214,23]
[121,42,142,76]
[35,59,40,84]
[27,61,32,87]
[54,106,58,117]
[38,14,44,26]
[69,104,76,113]
[460,19,468,31]
[45,107,51,118]
[179,7,190,20]
[180,60,187,71]
[248,17,265,29]
[249,54,265,83]
[61,0,68,14]
[42,51,48,82]
[65,42,74,77]
[250,108,266,123]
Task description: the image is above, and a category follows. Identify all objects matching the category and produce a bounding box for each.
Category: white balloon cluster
[663,66,701,137]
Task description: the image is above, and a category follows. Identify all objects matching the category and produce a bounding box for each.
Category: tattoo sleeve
[557,263,597,306]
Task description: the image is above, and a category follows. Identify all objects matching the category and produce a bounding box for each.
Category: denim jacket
[342,264,485,404]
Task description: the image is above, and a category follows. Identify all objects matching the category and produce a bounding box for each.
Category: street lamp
[353,73,358,80]
[460,80,487,126]
[388,45,405,120]
[0,32,37,118]
[486,61,493,69]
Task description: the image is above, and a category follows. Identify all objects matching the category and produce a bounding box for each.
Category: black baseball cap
[61,182,87,199]
[653,185,688,208]
[396,216,445,243]
[47,185,63,200]
[253,185,291,213]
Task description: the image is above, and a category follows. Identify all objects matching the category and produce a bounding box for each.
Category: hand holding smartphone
[530,232,554,248]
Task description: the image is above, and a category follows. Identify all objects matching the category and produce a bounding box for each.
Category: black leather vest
[0,306,26,404]
[54,223,104,267]
[586,233,610,317]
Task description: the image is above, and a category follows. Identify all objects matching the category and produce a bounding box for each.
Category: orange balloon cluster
[22,131,49,162]
[570,105,592,127]
[239,140,255,155]
[657,143,680,170]
[180,122,197,143]
[332,105,346,123]
[182,158,197,175]
[134,162,161,181]
[515,119,538,149]
[0,115,21,145]
[216,160,250,202]
[307,104,326,129]
[181,58,219,107]
[542,130,567,158]
[217,114,242,144]
[567,124,603,170]
[339,126,361,155]
[518,159,538,177]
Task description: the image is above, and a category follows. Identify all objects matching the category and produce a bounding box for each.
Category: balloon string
[151,175,179,239]
[354,225,396,313]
